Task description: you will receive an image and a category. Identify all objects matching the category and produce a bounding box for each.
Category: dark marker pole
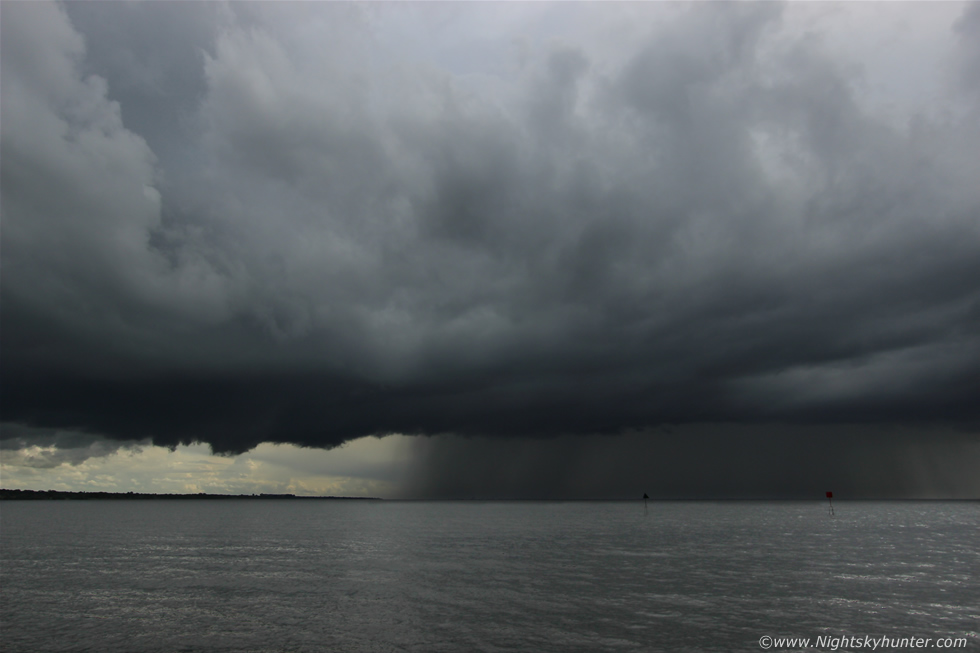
[643,493,649,514]
[825,491,834,516]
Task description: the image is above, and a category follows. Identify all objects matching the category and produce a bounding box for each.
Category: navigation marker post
[826,491,834,516]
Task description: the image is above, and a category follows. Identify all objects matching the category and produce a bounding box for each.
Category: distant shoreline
[0,489,382,501]
[2,489,976,501]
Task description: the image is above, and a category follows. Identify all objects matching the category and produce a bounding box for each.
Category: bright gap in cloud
[0,436,416,498]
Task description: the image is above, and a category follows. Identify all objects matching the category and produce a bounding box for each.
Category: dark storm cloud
[0,423,143,468]
[2,2,979,463]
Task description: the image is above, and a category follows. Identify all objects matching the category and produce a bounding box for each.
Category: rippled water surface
[2,501,977,652]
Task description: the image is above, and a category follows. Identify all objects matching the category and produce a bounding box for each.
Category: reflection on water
[1,501,977,652]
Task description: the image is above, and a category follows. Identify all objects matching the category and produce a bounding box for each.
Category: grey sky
[2,2,978,497]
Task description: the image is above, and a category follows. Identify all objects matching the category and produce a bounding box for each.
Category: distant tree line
[0,489,381,500]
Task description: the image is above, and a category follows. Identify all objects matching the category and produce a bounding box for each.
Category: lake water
[1,501,977,652]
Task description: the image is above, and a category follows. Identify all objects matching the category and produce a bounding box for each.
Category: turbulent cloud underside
[2,2,979,457]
